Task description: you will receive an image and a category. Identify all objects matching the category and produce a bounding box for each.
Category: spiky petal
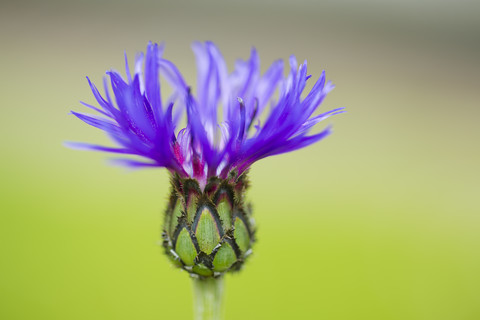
[69,42,344,185]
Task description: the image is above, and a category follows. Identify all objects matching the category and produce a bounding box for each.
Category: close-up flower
[4,1,478,320]
[68,41,343,319]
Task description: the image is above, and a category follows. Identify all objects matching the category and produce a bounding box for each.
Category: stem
[192,276,224,320]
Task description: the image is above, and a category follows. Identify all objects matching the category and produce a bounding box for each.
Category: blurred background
[1,0,479,319]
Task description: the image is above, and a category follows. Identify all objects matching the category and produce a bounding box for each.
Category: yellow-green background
[1,0,479,319]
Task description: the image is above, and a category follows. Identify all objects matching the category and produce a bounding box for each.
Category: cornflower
[69,41,344,320]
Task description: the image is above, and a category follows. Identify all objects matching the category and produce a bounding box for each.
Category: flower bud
[163,172,254,277]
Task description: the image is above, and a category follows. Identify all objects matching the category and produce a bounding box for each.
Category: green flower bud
[162,172,255,278]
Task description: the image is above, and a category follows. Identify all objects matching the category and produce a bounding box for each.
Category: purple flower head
[69,42,344,186]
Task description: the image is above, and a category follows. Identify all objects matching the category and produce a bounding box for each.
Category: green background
[1,0,479,319]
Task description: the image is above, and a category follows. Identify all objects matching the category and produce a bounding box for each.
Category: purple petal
[86,77,117,116]
[124,51,133,83]
[79,101,111,118]
[64,142,139,155]
[144,42,164,122]
[109,158,161,168]
[71,111,121,134]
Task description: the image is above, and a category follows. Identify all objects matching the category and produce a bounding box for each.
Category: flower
[69,42,344,186]
[69,41,344,278]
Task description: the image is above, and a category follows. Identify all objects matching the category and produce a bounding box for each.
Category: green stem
[192,276,224,320]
